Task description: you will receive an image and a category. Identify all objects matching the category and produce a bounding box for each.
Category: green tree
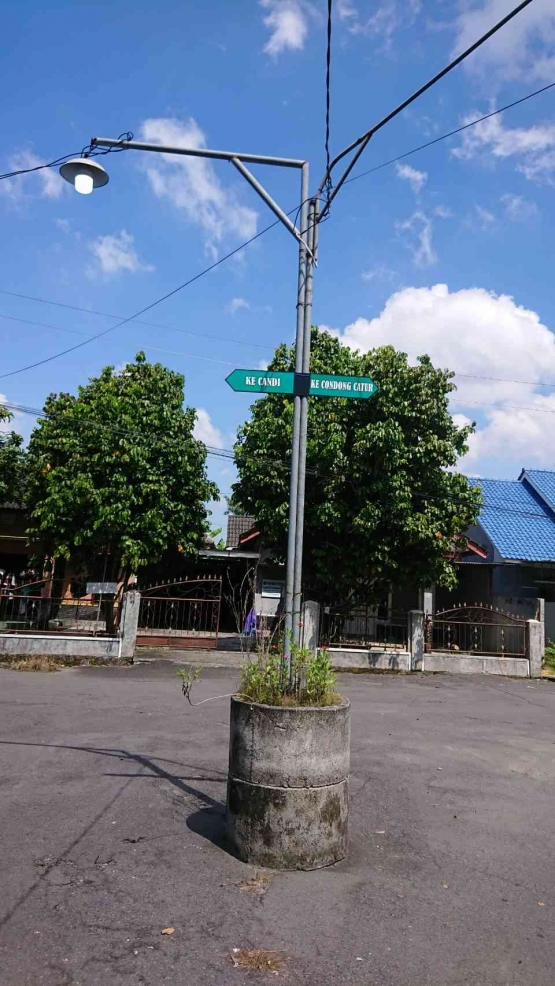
[26,354,218,581]
[0,407,26,504]
[232,328,481,603]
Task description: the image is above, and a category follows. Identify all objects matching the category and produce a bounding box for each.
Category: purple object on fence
[243,607,257,634]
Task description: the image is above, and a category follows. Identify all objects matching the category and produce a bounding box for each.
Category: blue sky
[1,0,555,533]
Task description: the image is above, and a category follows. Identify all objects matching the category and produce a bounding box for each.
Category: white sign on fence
[86,582,118,595]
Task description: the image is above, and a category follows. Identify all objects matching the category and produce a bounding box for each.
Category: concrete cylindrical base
[226,697,350,870]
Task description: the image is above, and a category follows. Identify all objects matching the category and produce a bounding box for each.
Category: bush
[544,640,555,675]
[239,642,341,707]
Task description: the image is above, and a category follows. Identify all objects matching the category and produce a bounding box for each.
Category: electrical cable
[344,81,555,190]
[5,308,555,393]
[317,0,537,216]
[2,397,553,521]
[1,71,552,380]
[0,76,551,375]
[0,297,274,351]
[0,133,134,183]
[324,0,333,208]
[0,313,244,366]
[0,217,282,381]
[0,151,83,182]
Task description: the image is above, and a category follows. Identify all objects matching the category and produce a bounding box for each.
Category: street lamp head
[59,158,109,194]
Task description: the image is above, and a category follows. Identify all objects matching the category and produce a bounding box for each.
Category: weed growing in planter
[240,641,341,707]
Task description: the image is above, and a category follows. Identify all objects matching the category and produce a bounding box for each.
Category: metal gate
[425,604,526,657]
[136,577,222,648]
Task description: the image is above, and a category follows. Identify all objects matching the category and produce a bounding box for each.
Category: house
[0,502,29,574]
[434,469,555,639]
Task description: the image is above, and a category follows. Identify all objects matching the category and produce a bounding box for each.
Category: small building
[435,469,555,639]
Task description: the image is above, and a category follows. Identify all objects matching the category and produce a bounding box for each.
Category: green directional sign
[309,374,377,398]
[225,369,295,395]
[226,369,378,398]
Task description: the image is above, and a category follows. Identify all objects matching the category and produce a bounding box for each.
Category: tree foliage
[0,407,26,504]
[26,354,218,578]
[232,328,481,602]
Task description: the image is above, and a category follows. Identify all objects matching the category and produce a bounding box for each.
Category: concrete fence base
[423,652,530,677]
[0,590,141,663]
[226,697,350,870]
[327,647,410,672]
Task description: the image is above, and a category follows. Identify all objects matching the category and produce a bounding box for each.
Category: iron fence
[136,577,222,644]
[138,596,220,638]
[321,604,408,650]
[0,579,112,635]
[426,605,526,657]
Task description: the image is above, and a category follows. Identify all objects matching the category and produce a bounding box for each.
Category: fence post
[526,619,542,678]
[408,610,424,672]
[301,600,320,652]
[536,598,545,659]
[120,591,141,660]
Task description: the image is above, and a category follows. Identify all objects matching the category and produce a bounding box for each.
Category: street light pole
[61,136,313,677]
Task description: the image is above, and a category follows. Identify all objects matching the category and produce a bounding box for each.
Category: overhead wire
[0,217,282,381]
[324,0,333,209]
[2,397,554,521]
[5,306,555,390]
[343,81,555,190]
[317,0,537,216]
[0,133,134,183]
[0,71,552,379]
[0,297,274,351]
[0,78,551,379]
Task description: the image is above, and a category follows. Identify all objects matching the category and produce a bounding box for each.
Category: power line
[0,133,133,183]
[6,307,555,390]
[344,81,555,189]
[324,0,333,207]
[0,150,82,182]
[3,397,554,522]
[0,297,274,351]
[1,73,551,379]
[0,217,281,381]
[0,78,550,367]
[0,314,237,367]
[451,398,555,415]
[318,0,537,215]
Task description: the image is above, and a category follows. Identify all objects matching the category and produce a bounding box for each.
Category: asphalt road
[1,662,555,986]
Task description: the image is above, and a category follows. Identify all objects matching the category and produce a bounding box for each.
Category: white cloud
[227,297,250,314]
[260,0,310,56]
[139,117,258,256]
[433,205,452,219]
[347,0,420,48]
[0,394,25,435]
[474,204,496,230]
[55,217,70,232]
[361,265,397,283]
[395,211,436,266]
[335,283,555,475]
[396,163,427,194]
[194,409,224,448]
[337,0,357,18]
[500,193,538,221]
[0,150,64,202]
[451,0,555,82]
[453,109,555,185]
[458,394,555,474]
[89,230,154,277]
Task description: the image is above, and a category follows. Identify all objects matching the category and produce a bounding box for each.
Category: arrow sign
[226,369,378,398]
[225,369,295,395]
[309,373,377,398]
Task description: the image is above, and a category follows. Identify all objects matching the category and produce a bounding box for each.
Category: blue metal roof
[520,470,555,515]
[469,476,555,562]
